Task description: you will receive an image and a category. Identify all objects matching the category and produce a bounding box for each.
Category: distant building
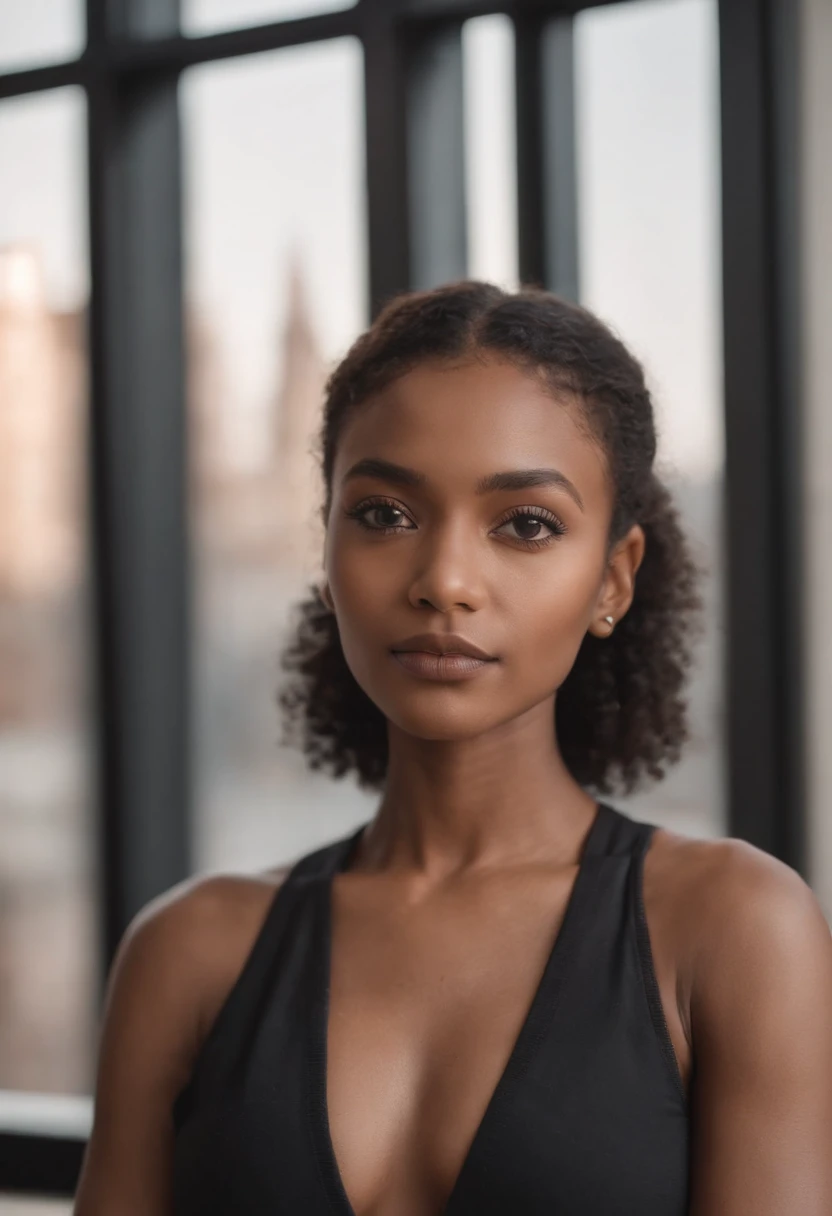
[0,245,84,599]
[0,243,328,582]
[191,256,328,574]
[188,301,233,492]
[271,257,328,574]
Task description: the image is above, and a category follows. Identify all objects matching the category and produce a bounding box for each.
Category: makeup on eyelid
[343,497,568,548]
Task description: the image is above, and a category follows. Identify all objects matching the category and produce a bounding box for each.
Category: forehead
[333,356,610,504]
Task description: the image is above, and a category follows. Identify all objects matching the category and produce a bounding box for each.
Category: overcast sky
[0,0,722,479]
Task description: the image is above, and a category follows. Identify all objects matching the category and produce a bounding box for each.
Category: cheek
[325,533,395,683]
[516,529,602,600]
[517,614,588,696]
[505,549,605,681]
[327,529,398,618]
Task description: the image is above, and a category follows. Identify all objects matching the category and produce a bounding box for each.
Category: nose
[406,520,487,613]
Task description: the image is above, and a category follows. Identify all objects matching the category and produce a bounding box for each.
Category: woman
[75,283,832,1215]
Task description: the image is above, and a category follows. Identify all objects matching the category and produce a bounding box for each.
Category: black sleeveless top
[172,802,690,1213]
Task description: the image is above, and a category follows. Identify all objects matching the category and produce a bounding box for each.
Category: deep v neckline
[309,802,611,1216]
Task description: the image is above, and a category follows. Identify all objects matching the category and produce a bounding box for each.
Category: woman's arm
[687,840,832,1214]
[73,875,258,1215]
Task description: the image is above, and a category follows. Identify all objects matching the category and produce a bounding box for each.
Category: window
[0,88,96,1095]
[574,0,725,837]
[182,38,375,873]
[0,1201,72,1215]
[0,4,84,74]
[182,0,357,38]
[462,16,518,288]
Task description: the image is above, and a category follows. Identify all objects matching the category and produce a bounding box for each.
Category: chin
[379,696,506,743]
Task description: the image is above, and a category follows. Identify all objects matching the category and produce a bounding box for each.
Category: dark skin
[75,356,832,1215]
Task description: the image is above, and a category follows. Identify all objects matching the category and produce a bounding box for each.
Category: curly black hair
[279,281,703,796]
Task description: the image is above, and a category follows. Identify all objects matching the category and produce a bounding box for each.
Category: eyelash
[343,496,567,549]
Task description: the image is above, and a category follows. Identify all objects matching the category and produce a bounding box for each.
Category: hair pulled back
[279,281,702,795]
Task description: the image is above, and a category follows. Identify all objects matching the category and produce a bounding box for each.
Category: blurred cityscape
[0,231,723,1098]
[0,245,94,1097]
[0,239,368,1097]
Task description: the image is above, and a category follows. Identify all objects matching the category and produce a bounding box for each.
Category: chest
[172,832,691,1216]
[325,869,579,1214]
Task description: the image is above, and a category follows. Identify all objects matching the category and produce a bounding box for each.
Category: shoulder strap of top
[613,805,688,1107]
[588,800,656,858]
[284,821,367,885]
[172,822,368,1129]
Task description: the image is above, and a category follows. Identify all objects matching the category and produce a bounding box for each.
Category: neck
[360,700,598,878]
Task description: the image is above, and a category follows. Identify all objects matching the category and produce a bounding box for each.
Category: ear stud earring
[603,615,614,627]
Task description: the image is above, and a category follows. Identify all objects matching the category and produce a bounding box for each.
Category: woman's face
[324,355,643,743]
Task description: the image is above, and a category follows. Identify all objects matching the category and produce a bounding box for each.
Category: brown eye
[345,498,415,532]
[507,516,548,540]
[368,505,406,528]
[494,509,566,545]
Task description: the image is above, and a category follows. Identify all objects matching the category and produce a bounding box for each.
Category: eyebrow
[342,457,584,511]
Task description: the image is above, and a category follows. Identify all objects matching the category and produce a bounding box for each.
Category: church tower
[272,256,328,574]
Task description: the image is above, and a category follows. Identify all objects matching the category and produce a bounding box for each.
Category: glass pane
[182,0,356,38]
[183,39,373,874]
[462,15,518,288]
[0,2,84,74]
[0,1202,72,1215]
[0,88,95,1093]
[574,0,724,838]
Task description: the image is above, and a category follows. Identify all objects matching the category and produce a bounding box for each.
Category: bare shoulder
[120,864,291,1055]
[644,825,832,1013]
[75,866,290,1213]
[95,863,292,1115]
[645,825,826,930]
[643,831,832,1212]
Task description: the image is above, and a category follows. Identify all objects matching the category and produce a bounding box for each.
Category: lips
[391,651,494,681]
[389,633,496,662]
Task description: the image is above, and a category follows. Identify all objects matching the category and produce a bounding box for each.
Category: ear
[319,581,335,612]
[588,523,645,638]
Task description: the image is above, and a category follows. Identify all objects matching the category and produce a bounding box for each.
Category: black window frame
[0,0,802,1196]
